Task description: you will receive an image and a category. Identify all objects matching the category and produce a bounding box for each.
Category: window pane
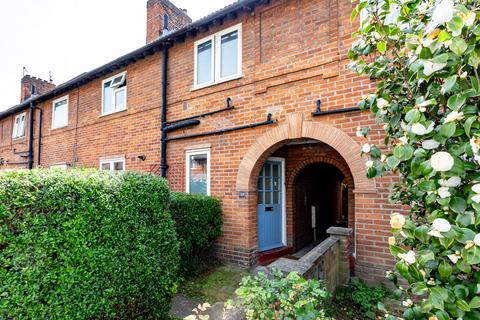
[103,82,113,113]
[265,191,272,205]
[113,161,124,171]
[114,88,125,109]
[265,178,272,191]
[258,191,264,204]
[197,40,212,85]
[54,100,68,127]
[257,177,263,191]
[189,153,208,194]
[273,190,279,204]
[101,163,111,170]
[220,30,238,78]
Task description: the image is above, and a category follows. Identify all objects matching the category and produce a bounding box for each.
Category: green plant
[235,269,330,320]
[0,169,179,319]
[349,0,480,318]
[350,280,390,319]
[170,192,223,275]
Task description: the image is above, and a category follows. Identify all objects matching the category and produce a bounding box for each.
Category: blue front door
[258,160,283,251]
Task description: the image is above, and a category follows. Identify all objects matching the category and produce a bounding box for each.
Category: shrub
[333,280,390,319]
[170,192,223,275]
[349,0,480,318]
[0,169,179,319]
[235,269,331,320]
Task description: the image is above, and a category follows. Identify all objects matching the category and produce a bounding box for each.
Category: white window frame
[193,23,242,89]
[52,95,69,129]
[99,157,126,171]
[12,112,26,139]
[185,148,211,195]
[101,72,127,116]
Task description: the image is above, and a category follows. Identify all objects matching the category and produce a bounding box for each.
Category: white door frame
[267,156,287,247]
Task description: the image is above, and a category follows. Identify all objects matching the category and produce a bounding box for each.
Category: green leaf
[440,122,457,138]
[465,246,480,264]
[438,261,453,278]
[447,16,465,36]
[450,197,467,214]
[457,299,471,312]
[447,93,467,110]
[443,75,458,93]
[468,49,480,68]
[430,287,449,310]
[450,37,468,56]
[465,116,477,137]
[377,41,387,53]
[469,297,480,309]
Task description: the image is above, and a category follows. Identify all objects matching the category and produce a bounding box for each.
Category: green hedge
[170,192,223,275]
[0,169,179,319]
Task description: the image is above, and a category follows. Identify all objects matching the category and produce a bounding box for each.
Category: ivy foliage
[170,192,223,275]
[350,0,480,318]
[0,169,179,319]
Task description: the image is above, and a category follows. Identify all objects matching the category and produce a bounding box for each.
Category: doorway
[294,162,348,251]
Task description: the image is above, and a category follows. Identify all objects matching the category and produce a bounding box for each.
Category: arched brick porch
[234,112,377,268]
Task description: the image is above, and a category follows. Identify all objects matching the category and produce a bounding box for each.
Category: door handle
[265,206,273,212]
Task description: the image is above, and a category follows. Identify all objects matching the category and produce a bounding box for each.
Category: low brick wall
[268,227,352,292]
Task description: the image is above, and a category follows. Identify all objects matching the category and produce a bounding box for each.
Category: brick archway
[236,112,376,193]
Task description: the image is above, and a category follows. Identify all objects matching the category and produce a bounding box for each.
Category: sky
[0,0,235,111]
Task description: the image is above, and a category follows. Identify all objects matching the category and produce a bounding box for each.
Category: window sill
[99,107,128,118]
[12,136,26,141]
[191,74,243,92]
[51,125,68,131]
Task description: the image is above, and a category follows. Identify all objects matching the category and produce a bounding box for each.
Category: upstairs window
[186,149,210,195]
[52,95,69,129]
[102,72,127,115]
[194,24,242,88]
[100,157,125,171]
[12,113,26,139]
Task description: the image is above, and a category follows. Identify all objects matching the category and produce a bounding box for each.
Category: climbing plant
[350,0,480,318]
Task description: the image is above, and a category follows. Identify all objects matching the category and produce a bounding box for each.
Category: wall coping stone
[326,226,353,237]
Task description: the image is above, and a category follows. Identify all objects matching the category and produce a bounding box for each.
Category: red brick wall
[21,75,55,102]
[0,0,405,284]
[146,0,192,43]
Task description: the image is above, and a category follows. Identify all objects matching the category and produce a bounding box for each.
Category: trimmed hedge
[0,169,179,319]
[170,192,223,275]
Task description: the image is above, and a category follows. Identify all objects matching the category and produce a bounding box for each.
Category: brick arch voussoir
[286,156,355,190]
[235,114,376,193]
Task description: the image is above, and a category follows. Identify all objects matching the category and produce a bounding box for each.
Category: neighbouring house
[0,0,405,284]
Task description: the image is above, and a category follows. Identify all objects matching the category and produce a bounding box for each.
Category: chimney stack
[20,75,56,102]
[146,0,192,44]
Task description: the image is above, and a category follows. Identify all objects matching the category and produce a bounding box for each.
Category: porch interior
[258,140,352,264]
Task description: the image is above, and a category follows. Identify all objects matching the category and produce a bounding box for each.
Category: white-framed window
[102,72,127,115]
[186,148,211,195]
[52,95,69,129]
[99,157,125,171]
[50,163,68,169]
[12,112,26,139]
[194,24,242,88]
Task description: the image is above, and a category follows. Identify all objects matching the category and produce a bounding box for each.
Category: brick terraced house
[0,0,404,283]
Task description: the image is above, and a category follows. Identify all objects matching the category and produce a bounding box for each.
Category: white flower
[352,39,366,49]
[418,0,429,12]
[362,143,371,153]
[428,229,443,238]
[461,11,476,27]
[472,184,480,194]
[432,218,452,232]
[444,111,464,123]
[430,151,454,172]
[390,213,406,229]
[356,127,364,137]
[401,121,412,133]
[377,98,389,109]
[470,137,480,154]
[427,278,436,285]
[423,61,447,76]
[411,122,435,135]
[366,160,374,168]
[432,0,454,23]
[447,254,459,263]
[439,176,461,187]
[437,187,451,198]
[422,139,440,150]
[402,299,414,307]
[398,136,409,145]
[473,194,480,203]
[398,250,416,264]
[474,234,480,246]
[460,71,468,79]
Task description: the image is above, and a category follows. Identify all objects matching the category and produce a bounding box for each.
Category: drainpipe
[37,108,43,165]
[27,101,35,169]
[160,44,169,178]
